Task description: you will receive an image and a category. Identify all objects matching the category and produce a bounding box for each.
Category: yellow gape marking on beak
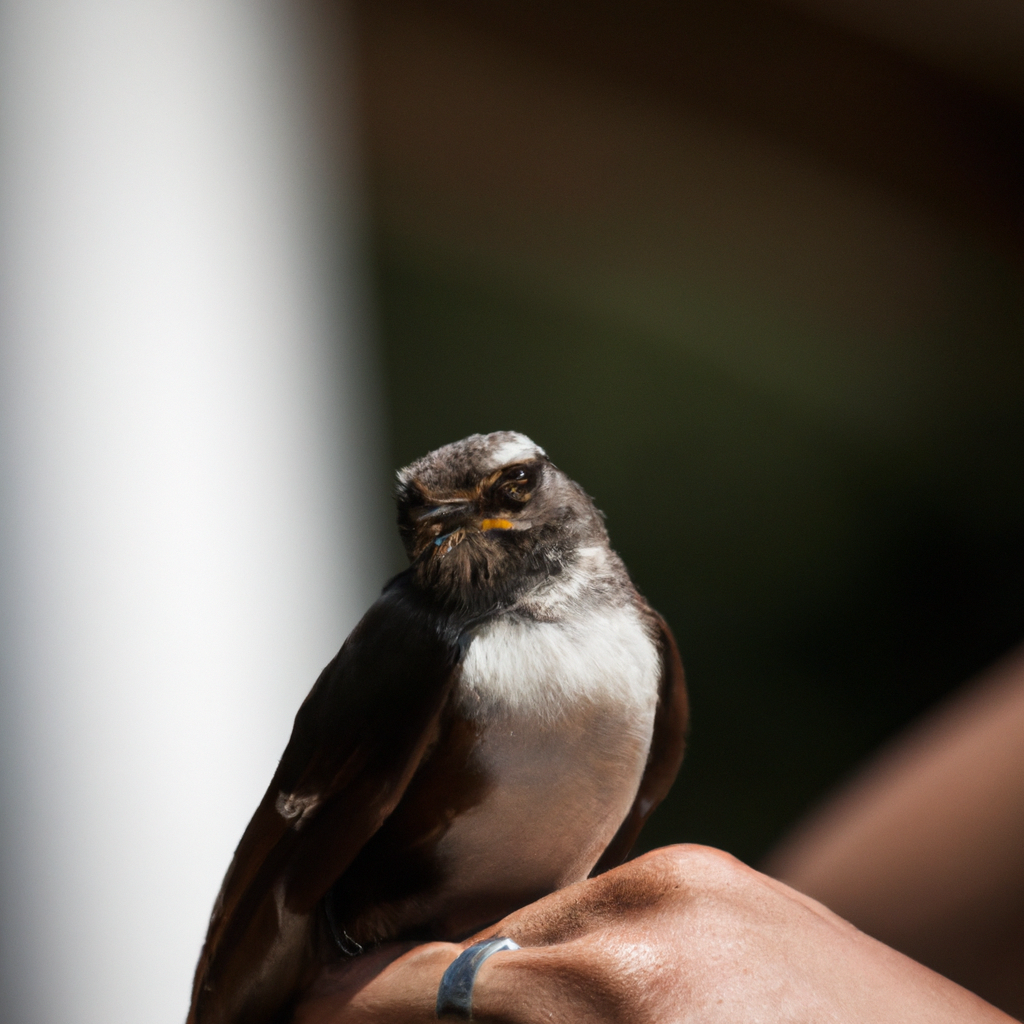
[480,518,513,531]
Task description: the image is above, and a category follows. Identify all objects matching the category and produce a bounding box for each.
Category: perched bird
[187,431,688,1024]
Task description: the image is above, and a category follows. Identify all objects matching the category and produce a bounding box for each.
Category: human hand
[291,845,1012,1023]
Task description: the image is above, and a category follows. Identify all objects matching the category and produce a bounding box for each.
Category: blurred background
[1,0,1022,1022]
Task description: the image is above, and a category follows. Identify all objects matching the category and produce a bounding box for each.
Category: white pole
[0,2,381,1022]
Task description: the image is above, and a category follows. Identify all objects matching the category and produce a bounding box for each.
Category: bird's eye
[496,465,533,504]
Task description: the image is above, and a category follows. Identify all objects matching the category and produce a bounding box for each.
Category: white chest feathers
[458,601,661,724]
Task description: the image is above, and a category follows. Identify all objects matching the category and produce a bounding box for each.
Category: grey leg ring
[436,937,520,1019]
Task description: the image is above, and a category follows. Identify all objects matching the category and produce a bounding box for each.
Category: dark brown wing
[186,573,461,1024]
[591,611,688,875]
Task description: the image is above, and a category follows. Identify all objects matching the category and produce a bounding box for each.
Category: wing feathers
[187,574,460,1024]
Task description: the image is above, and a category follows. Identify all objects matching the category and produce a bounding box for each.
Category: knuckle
[636,844,748,888]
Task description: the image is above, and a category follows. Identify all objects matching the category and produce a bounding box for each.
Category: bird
[186,431,688,1024]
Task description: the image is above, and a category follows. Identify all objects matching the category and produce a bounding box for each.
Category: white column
[0,2,381,1022]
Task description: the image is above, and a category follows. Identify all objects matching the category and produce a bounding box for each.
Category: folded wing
[186,573,461,1024]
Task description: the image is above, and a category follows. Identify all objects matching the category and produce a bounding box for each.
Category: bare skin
[765,645,1024,1017]
[291,845,1012,1024]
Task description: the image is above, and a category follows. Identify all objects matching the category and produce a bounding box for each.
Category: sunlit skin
[765,645,1024,1016]
[291,845,1013,1024]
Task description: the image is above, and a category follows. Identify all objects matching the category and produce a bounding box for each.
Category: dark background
[317,0,1024,865]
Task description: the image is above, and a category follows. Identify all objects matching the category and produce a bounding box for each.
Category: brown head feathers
[394,431,609,615]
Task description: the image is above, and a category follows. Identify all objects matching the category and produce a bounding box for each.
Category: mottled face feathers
[395,431,609,613]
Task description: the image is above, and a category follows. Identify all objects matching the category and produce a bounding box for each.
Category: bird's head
[395,432,608,612]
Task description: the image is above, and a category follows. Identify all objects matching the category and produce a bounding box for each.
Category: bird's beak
[415,500,475,522]
[411,500,525,559]
[410,499,475,558]
[480,519,513,531]
[430,517,518,558]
